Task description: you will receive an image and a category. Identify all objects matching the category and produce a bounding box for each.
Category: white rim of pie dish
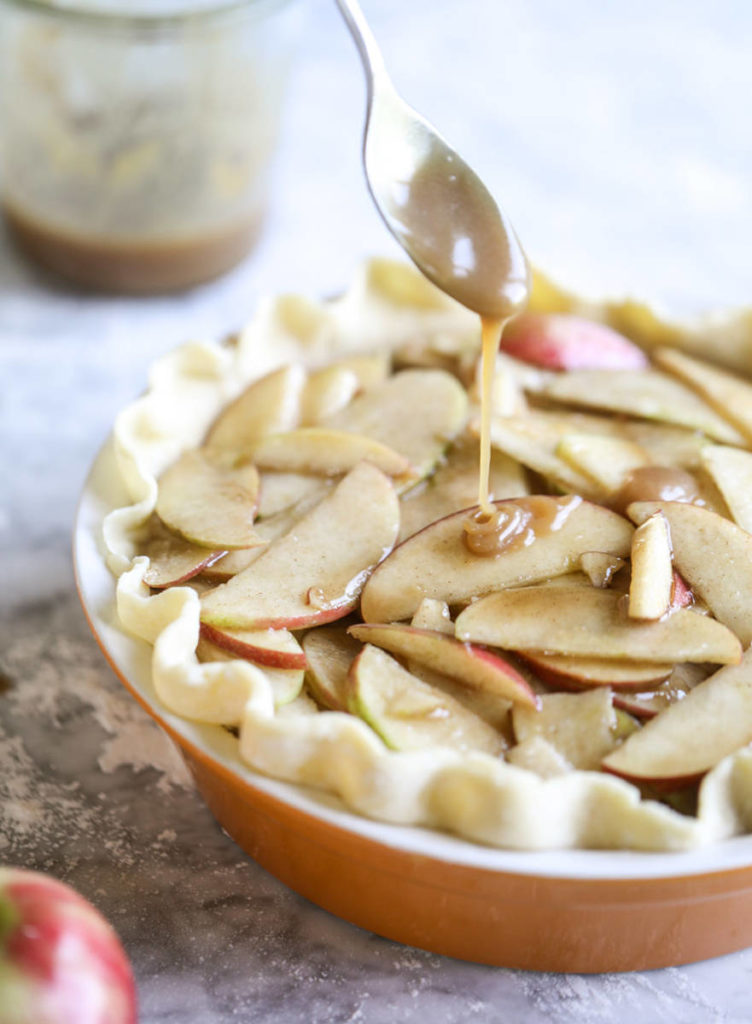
[74,436,752,885]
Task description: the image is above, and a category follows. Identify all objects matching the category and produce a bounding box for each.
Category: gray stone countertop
[2,1,752,1020]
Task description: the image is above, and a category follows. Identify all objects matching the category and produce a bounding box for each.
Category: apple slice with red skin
[602,648,752,786]
[348,623,539,708]
[204,364,305,453]
[200,462,400,629]
[518,652,674,691]
[302,624,363,712]
[360,495,633,624]
[196,636,303,705]
[500,313,649,371]
[628,500,752,644]
[0,868,137,1024]
[612,663,710,720]
[140,518,226,588]
[455,586,742,665]
[199,622,306,669]
[671,570,693,609]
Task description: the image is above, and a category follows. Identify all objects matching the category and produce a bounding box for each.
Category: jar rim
[0,0,296,30]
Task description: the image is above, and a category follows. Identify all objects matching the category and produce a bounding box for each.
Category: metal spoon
[334,0,529,320]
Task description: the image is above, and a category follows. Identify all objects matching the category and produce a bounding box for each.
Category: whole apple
[0,868,137,1024]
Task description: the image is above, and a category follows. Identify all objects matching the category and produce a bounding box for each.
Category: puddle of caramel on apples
[463,494,582,557]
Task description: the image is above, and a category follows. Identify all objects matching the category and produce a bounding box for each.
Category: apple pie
[106,259,752,851]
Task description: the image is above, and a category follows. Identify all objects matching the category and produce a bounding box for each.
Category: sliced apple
[195,636,303,706]
[556,433,651,493]
[505,736,572,778]
[347,645,506,756]
[628,512,673,620]
[405,661,512,736]
[399,433,528,541]
[361,495,633,624]
[256,471,330,519]
[410,598,453,634]
[300,366,359,425]
[628,500,752,645]
[500,313,649,371]
[201,462,399,629]
[302,625,363,712]
[579,551,626,588]
[655,347,752,445]
[156,450,262,549]
[199,622,306,669]
[541,370,746,444]
[701,445,752,533]
[248,428,412,479]
[348,623,539,707]
[140,517,226,588]
[483,417,597,495]
[204,364,305,452]
[330,352,391,390]
[455,586,742,665]
[603,648,752,784]
[470,352,528,416]
[324,368,468,481]
[613,663,710,720]
[512,689,621,771]
[518,652,673,691]
[671,571,694,610]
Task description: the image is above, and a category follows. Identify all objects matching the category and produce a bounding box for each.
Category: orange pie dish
[75,259,752,972]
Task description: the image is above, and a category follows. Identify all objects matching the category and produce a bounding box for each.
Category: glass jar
[0,0,301,292]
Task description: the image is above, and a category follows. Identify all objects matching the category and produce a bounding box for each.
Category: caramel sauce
[462,495,582,557]
[610,466,700,515]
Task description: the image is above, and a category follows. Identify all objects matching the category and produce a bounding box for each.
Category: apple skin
[671,571,693,610]
[0,868,137,1024]
[500,314,649,371]
[199,622,307,670]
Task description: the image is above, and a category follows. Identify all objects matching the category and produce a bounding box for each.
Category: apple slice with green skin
[602,647,752,785]
[204,364,305,453]
[579,551,626,588]
[195,636,303,706]
[348,623,539,708]
[655,347,752,445]
[156,450,262,549]
[201,461,400,629]
[556,433,651,493]
[399,434,528,541]
[628,512,673,620]
[324,368,468,481]
[512,688,621,771]
[248,428,413,480]
[540,370,746,444]
[199,622,306,669]
[701,444,752,533]
[518,652,673,691]
[612,663,710,720]
[455,586,742,664]
[140,517,227,588]
[360,495,634,624]
[300,366,359,425]
[628,500,752,645]
[500,313,649,371]
[302,624,363,712]
[347,644,506,756]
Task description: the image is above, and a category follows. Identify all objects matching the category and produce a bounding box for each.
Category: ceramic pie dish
[75,260,752,972]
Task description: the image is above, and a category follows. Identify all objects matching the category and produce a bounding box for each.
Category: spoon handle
[334,0,389,99]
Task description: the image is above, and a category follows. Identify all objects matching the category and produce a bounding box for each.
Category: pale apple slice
[300,366,359,425]
[324,368,468,480]
[195,636,303,706]
[628,512,673,620]
[302,625,363,712]
[156,450,262,549]
[455,586,742,664]
[556,433,651,492]
[613,663,710,720]
[505,736,571,778]
[348,645,506,756]
[199,622,306,669]
[482,418,597,495]
[360,495,633,624]
[500,313,649,371]
[330,352,391,390]
[348,623,539,707]
[655,347,752,445]
[248,428,412,479]
[399,434,528,541]
[201,462,399,629]
[410,598,453,634]
[579,551,626,588]
[204,364,305,452]
[540,370,746,444]
[518,652,673,691]
[628,500,752,645]
[512,689,621,771]
[140,518,226,588]
[405,661,512,736]
[701,445,752,533]
[603,648,752,784]
[256,471,331,519]
[470,352,528,416]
